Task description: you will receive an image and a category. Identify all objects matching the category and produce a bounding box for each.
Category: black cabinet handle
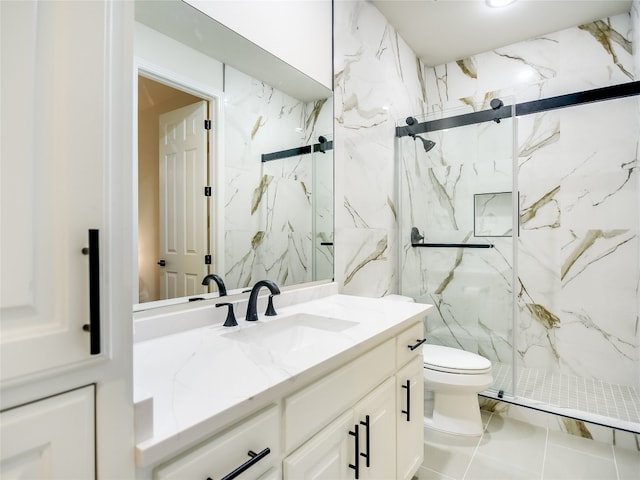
[206,447,270,480]
[401,379,411,422]
[81,229,101,355]
[408,338,426,351]
[348,424,360,479]
[359,415,370,468]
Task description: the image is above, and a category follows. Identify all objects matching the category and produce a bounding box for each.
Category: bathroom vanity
[134,289,431,479]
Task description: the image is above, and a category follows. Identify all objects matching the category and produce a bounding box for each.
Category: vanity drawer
[283,338,395,453]
[396,321,425,368]
[155,405,280,480]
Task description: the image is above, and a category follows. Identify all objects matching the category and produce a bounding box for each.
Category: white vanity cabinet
[0,386,95,479]
[283,321,424,480]
[155,406,280,480]
[1,1,134,477]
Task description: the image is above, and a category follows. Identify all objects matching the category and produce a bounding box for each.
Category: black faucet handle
[265,294,278,316]
[216,302,238,327]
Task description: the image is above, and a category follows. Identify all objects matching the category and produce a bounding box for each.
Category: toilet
[381,294,492,436]
[423,344,492,436]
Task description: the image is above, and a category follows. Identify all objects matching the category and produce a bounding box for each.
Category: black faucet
[246,280,280,321]
[202,274,227,297]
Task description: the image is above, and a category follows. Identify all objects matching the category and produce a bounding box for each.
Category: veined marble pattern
[517,96,639,386]
[424,13,633,114]
[400,12,639,415]
[223,66,332,288]
[333,0,425,296]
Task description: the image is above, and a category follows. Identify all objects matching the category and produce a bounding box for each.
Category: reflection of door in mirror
[138,76,212,303]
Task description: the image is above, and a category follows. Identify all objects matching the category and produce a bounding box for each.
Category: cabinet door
[396,356,424,480]
[1,0,109,383]
[353,377,396,480]
[0,386,95,479]
[155,406,279,480]
[283,411,353,480]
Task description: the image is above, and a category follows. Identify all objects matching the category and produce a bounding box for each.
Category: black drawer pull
[82,229,101,355]
[401,379,411,422]
[207,447,270,480]
[348,424,360,479]
[359,415,370,468]
[408,338,426,351]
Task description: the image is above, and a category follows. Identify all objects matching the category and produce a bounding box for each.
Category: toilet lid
[423,344,492,374]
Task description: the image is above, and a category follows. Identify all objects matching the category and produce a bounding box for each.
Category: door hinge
[205,254,212,265]
[204,186,212,197]
[204,119,212,130]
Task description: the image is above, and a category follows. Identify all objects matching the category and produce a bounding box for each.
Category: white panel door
[158,101,209,299]
[283,411,353,480]
[396,356,425,480]
[353,377,396,480]
[1,0,108,383]
[0,386,95,479]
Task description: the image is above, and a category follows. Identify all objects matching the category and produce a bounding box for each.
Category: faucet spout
[246,280,280,321]
[202,274,227,297]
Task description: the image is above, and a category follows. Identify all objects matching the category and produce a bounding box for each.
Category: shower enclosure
[398,83,640,433]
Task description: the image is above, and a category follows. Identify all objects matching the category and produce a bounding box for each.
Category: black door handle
[408,338,427,351]
[348,424,360,479]
[206,447,271,480]
[157,259,166,267]
[402,379,411,422]
[359,415,370,468]
[82,229,101,355]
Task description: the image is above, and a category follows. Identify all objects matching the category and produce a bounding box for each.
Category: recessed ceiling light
[486,0,517,7]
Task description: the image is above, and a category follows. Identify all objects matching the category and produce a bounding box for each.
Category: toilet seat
[423,344,491,374]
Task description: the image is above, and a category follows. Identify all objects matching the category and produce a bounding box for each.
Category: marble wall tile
[223,65,332,289]
[424,13,633,112]
[401,10,640,396]
[333,0,425,295]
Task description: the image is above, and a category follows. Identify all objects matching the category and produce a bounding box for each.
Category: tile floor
[489,363,640,429]
[416,411,640,480]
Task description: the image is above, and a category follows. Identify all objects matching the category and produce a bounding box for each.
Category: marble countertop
[134,293,431,467]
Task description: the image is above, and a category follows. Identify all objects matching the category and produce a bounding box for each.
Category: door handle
[157,259,166,267]
[402,379,411,422]
[206,447,271,480]
[348,424,360,479]
[81,229,101,355]
[359,415,370,468]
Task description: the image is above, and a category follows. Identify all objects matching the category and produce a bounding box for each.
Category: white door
[353,377,397,480]
[158,101,209,299]
[283,411,353,480]
[0,386,95,479]
[1,0,105,382]
[396,356,425,480]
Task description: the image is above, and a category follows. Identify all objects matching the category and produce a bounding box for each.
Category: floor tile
[613,446,640,480]
[423,428,480,479]
[414,465,457,480]
[543,443,618,479]
[464,453,541,479]
[547,428,614,459]
[474,415,547,474]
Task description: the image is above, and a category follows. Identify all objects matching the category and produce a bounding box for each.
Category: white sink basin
[222,313,357,353]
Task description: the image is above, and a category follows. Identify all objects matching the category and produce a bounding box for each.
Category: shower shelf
[411,243,494,249]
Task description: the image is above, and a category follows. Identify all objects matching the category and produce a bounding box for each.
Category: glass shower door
[399,105,516,398]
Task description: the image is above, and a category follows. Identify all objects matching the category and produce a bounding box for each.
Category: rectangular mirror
[134,1,334,310]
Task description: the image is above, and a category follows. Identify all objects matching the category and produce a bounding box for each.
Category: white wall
[134,22,224,92]
[185,0,332,90]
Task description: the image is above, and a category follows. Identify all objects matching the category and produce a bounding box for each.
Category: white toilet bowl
[423,344,492,436]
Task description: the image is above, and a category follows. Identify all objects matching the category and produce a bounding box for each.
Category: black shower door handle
[82,229,101,355]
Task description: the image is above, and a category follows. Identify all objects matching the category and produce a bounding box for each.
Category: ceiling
[371,0,633,66]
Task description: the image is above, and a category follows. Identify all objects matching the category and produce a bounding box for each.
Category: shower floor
[487,362,640,433]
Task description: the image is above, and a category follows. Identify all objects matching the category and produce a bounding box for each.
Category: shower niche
[473,192,513,237]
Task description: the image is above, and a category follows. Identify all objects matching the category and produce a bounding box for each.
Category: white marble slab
[134,293,431,467]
